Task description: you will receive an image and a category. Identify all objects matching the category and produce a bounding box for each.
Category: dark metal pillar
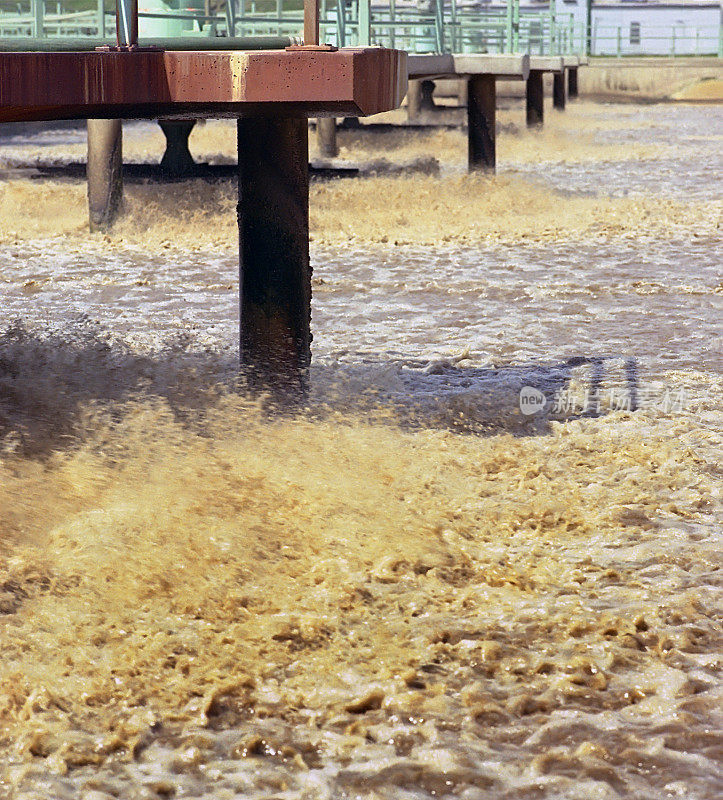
[237,116,311,394]
[87,118,122,231]
[526,69,544,127]
[553,71,566,110]
[159,119,197,177]
[467,74,495,173]
[419,79,437,112]
[316,116,338,158]
[568,66,579,99]
[407,79,422,120]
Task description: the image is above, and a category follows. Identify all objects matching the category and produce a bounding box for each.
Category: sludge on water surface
[0,100,721,799]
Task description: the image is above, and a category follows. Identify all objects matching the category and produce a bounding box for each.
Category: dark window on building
[630,22,641,45]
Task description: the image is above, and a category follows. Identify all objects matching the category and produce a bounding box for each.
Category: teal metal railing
[0,0,583,54]
[1,0,718,57]
[226,0,586,55]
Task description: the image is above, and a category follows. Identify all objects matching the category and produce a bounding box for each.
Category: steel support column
[159,119,197,177]
[553,71,566,110]
[467,74,495,173]
[316,117,338,158]
[87,118,123,230]
[237,116,311,394]
[526,69,544,127]
[568,66,578,99]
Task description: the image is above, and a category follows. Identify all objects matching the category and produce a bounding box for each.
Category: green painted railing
[227,0,585,55]
[0,0,583,54]
[1,0,719,57]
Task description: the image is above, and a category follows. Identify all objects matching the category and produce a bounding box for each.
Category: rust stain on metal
[229,53,249,101]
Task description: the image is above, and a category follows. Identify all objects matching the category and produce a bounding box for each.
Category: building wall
[555,0,721,55]
[593,6,720,55]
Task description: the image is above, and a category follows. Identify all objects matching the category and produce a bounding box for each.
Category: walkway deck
[0,47,406,123]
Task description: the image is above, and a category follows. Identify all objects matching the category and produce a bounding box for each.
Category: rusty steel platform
[0,47,407,123]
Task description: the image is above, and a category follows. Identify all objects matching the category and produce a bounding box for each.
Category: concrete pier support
[237,116,311,394]
[407,79,437,120]
[553,71,566,110]
[87,119,123,231]
[316,116,338,158]
[419,80,437,112]
[526,70,544,127]
[467,75,495,172]
[458,78,469,108]
[407,79,422,120]
[159,119,197,177]
[568,66,578,99]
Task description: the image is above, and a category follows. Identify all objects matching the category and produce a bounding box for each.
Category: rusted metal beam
[237,116,311,394]
[0,49,407,123]
[467,74,495,173]
[526,69,544,127]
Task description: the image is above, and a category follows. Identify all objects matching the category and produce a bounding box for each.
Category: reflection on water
[0,102,721,800]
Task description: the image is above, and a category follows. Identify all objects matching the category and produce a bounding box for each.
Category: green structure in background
[0,0,720,56]
[0,0,583,54]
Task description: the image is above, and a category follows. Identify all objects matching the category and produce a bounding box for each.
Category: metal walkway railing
[1,0,720,56]
[0,0,586,55]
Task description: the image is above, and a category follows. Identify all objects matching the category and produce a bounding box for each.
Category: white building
[558,0,721,55]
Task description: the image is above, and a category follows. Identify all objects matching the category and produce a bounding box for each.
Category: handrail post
[450,0,457,53]
[568,13,573,51]
[116,0,138,46]
[304,0,319,45]
[335,0,346,47]
[434,0,443,53]
[513,0,519,51]
[225,0,236,37]
[32,0,44,38]
[389,0,396,49]
[358,0,370,46]
[592,18,598,55]
[96,0,105,36]
[505,0,512,52]
[585,0,592,55]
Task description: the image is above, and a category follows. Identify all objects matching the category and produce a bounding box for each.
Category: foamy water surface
[0,102,721,800]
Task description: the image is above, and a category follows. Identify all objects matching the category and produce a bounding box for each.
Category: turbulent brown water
[0,102,721,800]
